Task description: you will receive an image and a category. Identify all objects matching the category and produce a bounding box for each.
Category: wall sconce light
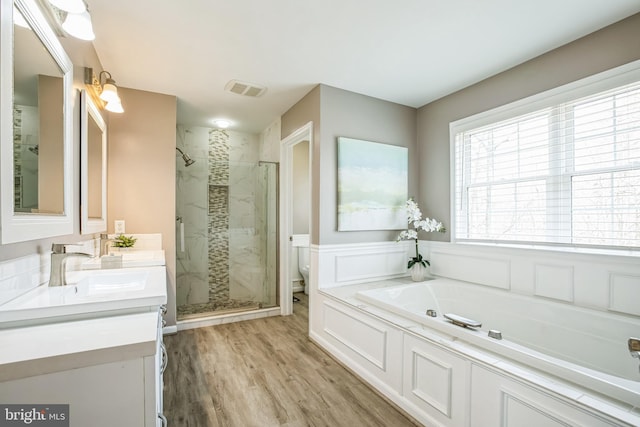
[98,71,124,113]
[84,68,125,113]
[49,0,86,14]
[48,0,95,41]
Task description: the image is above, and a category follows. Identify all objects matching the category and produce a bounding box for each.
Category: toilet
[298,245,310,295]
[292,234,311,295]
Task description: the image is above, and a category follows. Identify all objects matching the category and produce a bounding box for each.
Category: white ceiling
[88,0,640,134]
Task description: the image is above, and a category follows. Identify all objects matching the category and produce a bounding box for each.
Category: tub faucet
[629,338,640,373]
[49,243,92,287]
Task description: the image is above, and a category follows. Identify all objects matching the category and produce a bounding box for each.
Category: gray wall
[281,86,322,243]
[417,12,640,242]
[292,141,310,235]
[282,84,417,246]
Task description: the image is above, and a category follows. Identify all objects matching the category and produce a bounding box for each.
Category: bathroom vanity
[0,264,168,427]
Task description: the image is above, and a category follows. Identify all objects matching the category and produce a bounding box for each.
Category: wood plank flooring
[163,293,419,427]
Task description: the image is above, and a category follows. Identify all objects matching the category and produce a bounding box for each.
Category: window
[452,65,640,250]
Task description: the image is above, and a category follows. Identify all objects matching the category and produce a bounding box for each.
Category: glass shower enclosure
[176,126,278,319]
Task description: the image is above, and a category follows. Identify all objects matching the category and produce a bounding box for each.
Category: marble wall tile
[176,271,209,306]
[177,125,210,160]
[176,125,278,314]
[229,131,259,164]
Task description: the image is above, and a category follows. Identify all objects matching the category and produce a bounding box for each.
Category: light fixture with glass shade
[48,0,86,14]
[99,71,124,113]
[48,0,95,41]
[61,9,95,40]
[105,98,124,113]
[84,68,125,113]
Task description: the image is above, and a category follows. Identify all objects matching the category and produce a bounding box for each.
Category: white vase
[410,263,427,282]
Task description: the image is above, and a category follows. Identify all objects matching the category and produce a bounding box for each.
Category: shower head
[176,147,195,167]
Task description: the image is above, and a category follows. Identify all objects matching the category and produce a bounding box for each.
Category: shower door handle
[289,236,292,241]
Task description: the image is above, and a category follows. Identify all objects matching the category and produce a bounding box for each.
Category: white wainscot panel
[335,250,407,283]
[430,251,511,290]
[403,334,469,427]
[312,295,404,395]
[534,264,574,302]
[322,301,387,369]
[317,242,410,288]
[503,391,575,427]
[470,364,618,427]
[609,273,640,316]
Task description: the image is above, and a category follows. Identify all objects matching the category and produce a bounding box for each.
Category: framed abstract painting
[337,137,408,231]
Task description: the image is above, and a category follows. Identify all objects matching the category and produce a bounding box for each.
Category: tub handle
[630,338,640,373]
[444,313,482,329]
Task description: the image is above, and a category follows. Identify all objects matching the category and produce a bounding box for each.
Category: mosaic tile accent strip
[209,129,229,185]
[208,129,231,302]
[208,185,229,216]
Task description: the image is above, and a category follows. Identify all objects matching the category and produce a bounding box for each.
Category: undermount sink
[71,270,149,297]
[0,266,167,328]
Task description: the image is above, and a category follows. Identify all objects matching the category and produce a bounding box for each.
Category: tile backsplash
[0,252,50,306]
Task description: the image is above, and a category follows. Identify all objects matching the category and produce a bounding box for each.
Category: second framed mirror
[80,89,107,234]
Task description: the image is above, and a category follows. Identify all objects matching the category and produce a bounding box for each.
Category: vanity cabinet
[0,311,165,427]
[157,304,168,426]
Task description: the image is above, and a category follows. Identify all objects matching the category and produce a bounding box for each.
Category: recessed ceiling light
[213,119,230,129]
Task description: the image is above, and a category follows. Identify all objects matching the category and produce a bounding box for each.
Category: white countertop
[0,266,167,328]
[0,312,158,382]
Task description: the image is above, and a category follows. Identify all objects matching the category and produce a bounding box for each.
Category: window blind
[453,80,640,249]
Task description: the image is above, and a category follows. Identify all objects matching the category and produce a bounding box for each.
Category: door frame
[279,121,313,316]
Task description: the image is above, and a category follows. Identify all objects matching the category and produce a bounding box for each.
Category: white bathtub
[356,278,640,408]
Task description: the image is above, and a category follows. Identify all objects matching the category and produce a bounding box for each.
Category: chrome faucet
[49,243,92,287]
[99,233,115,257]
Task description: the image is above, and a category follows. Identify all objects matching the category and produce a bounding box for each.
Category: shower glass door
[176,126,278,320]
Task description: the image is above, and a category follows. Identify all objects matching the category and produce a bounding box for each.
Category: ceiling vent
[224,80,267,97]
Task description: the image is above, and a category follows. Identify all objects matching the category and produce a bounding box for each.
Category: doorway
[279,122,313,316]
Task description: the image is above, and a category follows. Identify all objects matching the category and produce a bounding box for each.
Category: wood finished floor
[163,293,419,427]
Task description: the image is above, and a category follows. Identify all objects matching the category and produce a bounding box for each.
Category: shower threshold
[177,298,269,321]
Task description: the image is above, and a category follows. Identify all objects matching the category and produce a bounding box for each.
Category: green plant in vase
[113,234,137,249]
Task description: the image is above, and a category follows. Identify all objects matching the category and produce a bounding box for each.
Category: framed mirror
[0,0,74,243]
[80,89,107,234]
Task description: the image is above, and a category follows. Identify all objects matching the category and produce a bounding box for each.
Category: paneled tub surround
[316,280,640,427]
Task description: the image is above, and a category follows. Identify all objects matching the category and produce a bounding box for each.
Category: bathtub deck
[318,276,640,425]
